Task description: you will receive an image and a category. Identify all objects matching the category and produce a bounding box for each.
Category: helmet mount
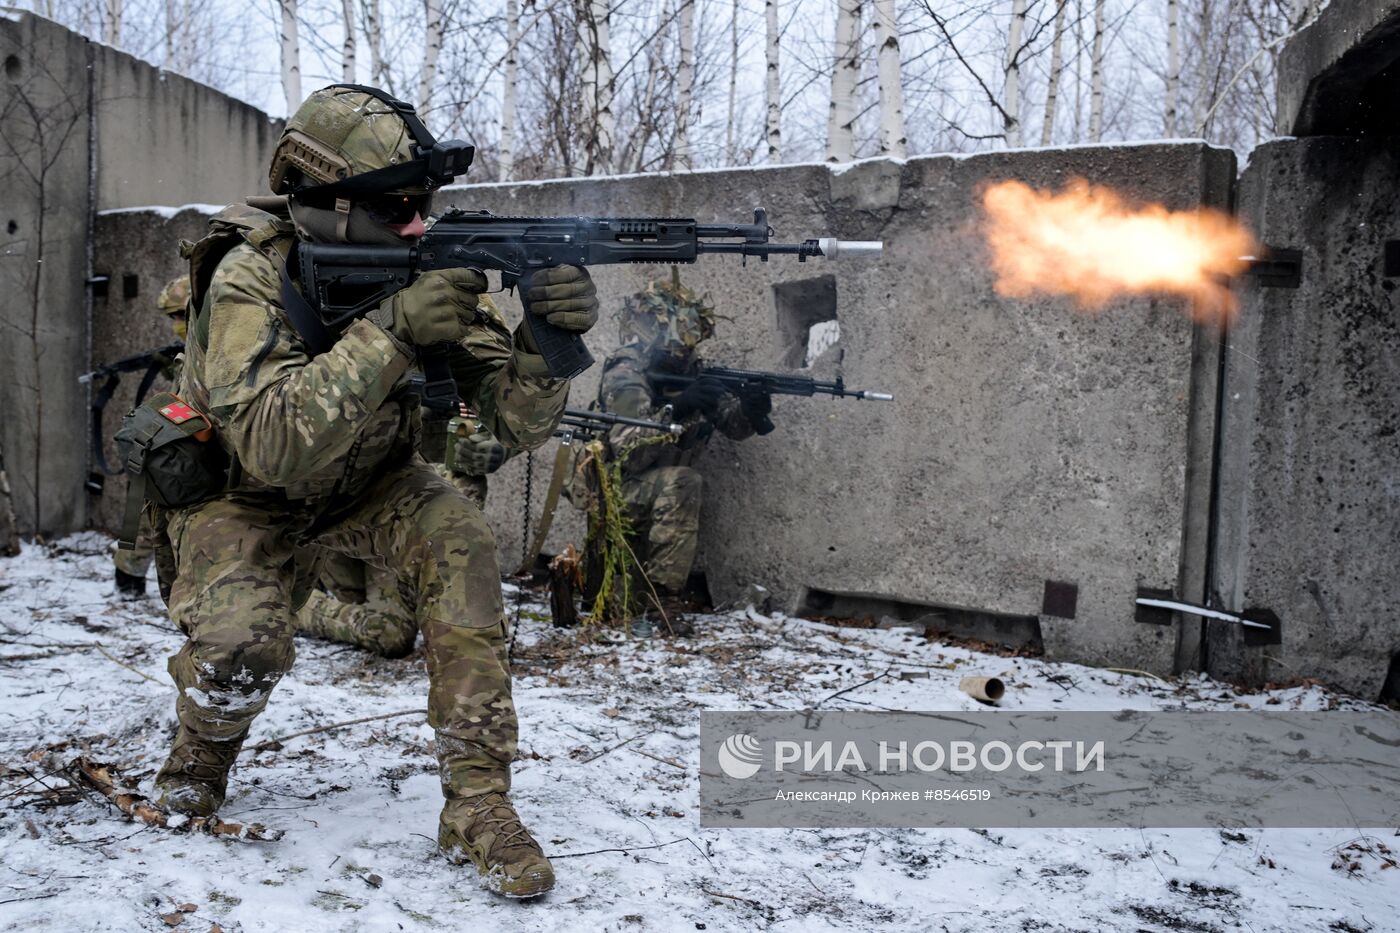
[271,84,474,199]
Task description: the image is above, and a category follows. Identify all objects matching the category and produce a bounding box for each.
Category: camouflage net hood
[620,273,717,351]
[269,87,421,195]
[157,276,191,317]
[158,275,191,339]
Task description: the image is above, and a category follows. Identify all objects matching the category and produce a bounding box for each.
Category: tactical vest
[114,201,296,547]
[182,200,297,361]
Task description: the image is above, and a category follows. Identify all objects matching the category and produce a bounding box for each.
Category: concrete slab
[1277,0,1400,136]
[1213,135,1400,698]
[87,144,1239,677]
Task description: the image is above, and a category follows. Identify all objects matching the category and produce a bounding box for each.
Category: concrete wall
[0,12,94,537]
[0,11,278,537]
[90,42,277,210]
[1277,0,1400,136]
[1211,138,1400,698]
[422,143,1237,674]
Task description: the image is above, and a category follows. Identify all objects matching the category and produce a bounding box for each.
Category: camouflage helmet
[157,275,191,317]
[269,87,421,195]
[621,270,717,349]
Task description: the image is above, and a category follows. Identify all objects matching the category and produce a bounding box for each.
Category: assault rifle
[651,367,893,435]
[295,208,882,382]
[557,408,682,444]
[79,342,185,477]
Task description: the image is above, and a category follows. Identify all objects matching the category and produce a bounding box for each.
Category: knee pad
[190,630,295,696]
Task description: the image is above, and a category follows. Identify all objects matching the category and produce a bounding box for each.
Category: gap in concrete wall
[1384,241,1400,277]
[1380,653,1400,706]
[773,275,838,369]
[797,587,1044,652]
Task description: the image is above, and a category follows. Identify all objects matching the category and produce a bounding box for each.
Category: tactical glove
[518,265,599,352]
[740,387,773,424]
[370,267,488,347]
[670,376,727,421]
[454,424,508,476]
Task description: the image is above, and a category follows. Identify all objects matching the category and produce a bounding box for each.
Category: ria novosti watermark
[700,711,1400,828]
[719,733,1104,779]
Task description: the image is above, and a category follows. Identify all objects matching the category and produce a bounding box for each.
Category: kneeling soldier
[152,86,595,898]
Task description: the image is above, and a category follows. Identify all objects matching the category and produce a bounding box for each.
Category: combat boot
[114,568,146,598]
[649,596,695,638]
[153,724,249,817]
[438,793,555,898]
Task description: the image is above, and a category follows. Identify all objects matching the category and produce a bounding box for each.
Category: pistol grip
[417,343,458,417]
[518,270,595,380]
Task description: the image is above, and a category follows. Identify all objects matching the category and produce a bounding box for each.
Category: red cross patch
[159,402,196,424]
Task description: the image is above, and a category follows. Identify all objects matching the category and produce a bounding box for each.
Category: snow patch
[98,203,226,219]
[0,535,1391,932]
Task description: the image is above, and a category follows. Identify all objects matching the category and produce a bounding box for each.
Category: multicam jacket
[178,204,567,503]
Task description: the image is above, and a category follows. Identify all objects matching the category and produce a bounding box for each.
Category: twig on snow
[93,644,165,686]
[819,666,895,706]
[551,837,692,859]
[64,758,283,842]
[700,884,766,909]
[629,748,687,771]
[242,709,426,755]
[580,729,658,764]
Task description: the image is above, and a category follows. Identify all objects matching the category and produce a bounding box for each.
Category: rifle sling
[515,443,572,576]
[278,265,335,357]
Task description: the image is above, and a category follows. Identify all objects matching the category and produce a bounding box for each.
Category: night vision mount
[296,83,474,197]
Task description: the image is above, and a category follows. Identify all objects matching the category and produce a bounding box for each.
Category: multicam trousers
[164,459,516,799]
[292,465,489,658]
[620,464,703,595]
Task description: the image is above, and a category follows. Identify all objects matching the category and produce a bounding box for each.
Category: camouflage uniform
[597,280,755,595]
[161,225,565,798]
[293,307,511,659]
[294,447,496,658]
[153,86,595,898]
[113,276,191,593]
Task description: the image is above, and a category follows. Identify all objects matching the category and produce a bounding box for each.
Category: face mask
[290,197,427,245]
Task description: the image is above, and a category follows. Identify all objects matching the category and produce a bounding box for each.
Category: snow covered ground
[1,534,1395,932]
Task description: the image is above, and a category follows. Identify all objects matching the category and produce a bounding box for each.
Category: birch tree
[726,0,739,163]
[362,0,388,90]
[765,0,780,162]
[420,0,443,111]
[1089,0,1105,141]
[1002,0,1027,147]
[104,0,122,45]
[578,0,614,174]
[1040,0,1067,145]
[164,0,177,64]
[1165,0,1180,135]
[500,0,520,180]
[340,0,356,80]
[873,0,906,158]
[279,0,301,113]
[673,0,696,170]
[826,0,860,162]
